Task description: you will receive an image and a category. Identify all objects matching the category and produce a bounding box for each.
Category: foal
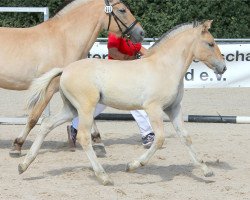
[19,20,226,185]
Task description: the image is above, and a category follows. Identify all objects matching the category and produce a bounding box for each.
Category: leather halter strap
[104,0,138,37]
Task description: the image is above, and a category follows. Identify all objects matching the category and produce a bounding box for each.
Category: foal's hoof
[93,143,106,158]
[96,173,114,186]
[9,149,21,158]
[125,160,141,172]
[201,164,214,177]
[102,178,114,186]
[18,164,27,174]
[204,169,214,177]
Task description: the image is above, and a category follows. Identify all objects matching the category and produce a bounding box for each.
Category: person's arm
[108,34,136,60]
[108,47,135,60]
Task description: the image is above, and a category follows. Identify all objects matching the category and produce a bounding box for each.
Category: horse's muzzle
[129,27,145,43]
[213,59,227,75]
[216,64,227,75]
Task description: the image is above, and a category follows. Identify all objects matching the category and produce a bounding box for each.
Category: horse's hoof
[102,178,114,186]
[18,164,26,174]
[93,143,106,158]
[10,139,22,157]
[125,161,139,172]
[204,170,214,177]
[125,163,132,172]
[9,149,21,158]
[96,172,114,186]
[202,164,214,177]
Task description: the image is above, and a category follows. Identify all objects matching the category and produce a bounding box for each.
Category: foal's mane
[55,0,94,18]
[147,21,200,55]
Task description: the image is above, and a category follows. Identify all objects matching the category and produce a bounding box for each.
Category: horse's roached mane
[55,0,94,17]
[150,21,201,49]
[54,0,74,15]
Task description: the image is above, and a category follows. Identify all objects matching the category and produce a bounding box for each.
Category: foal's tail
[27,68,63,110]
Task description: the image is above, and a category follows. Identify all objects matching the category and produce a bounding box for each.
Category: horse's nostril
[140,31,145,37]
[223,66,227,72]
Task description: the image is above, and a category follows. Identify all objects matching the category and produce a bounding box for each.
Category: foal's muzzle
[213,61,227,80]
[214,62,227,74]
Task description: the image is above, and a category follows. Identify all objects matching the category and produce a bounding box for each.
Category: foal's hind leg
[165,103,213,177]
[126,105,165,172]
[18,96,75,174]
[10,78,59,157]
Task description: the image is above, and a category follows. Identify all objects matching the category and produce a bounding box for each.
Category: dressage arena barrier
[0,7,250,124]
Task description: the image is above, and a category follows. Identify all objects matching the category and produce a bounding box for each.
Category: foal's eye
[208,42,214,47]
[118,8,126,13]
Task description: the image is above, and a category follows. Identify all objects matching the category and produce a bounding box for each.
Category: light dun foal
[19,20,226,185]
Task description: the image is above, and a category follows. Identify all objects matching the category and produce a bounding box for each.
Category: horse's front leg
[91,121,106,157]
[10,78,59,157]
[165,103,214,177]
[126,105,165,171]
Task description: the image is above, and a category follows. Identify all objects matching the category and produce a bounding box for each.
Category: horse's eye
[119,8,126,13]
[208,42,214,47]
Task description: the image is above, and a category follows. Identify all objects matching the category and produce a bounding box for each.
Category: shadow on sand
[23,158,235,184]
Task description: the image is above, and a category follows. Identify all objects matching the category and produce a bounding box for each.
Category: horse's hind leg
[126,104,165,171]
[18,95,75,174]
[10,78,59,157]
[91,121,106,157]
[165,103,213,177]
[77,105,113,185]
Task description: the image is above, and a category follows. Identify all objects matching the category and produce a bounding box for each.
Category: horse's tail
[27,68,63,110]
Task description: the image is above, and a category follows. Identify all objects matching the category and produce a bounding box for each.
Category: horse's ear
[201,20,213,33]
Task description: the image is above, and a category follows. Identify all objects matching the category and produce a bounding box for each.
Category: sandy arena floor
[0,88,249,200]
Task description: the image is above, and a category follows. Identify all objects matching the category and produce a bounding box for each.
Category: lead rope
[125,39,141,59]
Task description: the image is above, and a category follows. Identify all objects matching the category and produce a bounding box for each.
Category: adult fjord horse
[19,20,226,185]
[5,0,145,156]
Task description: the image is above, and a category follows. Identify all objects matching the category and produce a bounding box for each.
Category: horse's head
[104,0,145,43]
[193,20,226,78]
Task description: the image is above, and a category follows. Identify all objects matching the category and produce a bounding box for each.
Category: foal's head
[192,20,226,76]
[104,0,145,43]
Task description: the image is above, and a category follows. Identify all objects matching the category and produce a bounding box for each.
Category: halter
[104,0,138,38]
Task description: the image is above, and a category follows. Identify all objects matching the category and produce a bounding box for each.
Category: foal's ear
[201,20,213,33]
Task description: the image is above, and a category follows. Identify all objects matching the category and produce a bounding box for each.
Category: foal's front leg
[126,105,165,171]
[165,104,213,177]
[77,111,113,186]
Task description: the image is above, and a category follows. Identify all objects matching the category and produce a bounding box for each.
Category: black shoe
[67,125,77,151]
[142,132,155,148]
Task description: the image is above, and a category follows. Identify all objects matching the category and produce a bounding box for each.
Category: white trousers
[72,103,153,138]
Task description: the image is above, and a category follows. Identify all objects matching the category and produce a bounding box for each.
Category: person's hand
[124,54,136,60]
[135,53,141,59]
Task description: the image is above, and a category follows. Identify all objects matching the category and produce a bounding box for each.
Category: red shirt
[107,33,142,59]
